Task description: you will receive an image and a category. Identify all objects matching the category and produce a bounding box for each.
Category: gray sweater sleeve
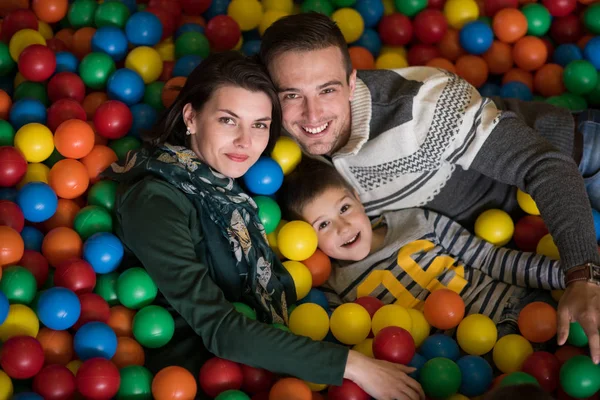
[470,115,600,271]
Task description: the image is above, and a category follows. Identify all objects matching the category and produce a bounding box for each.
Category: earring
[186,126,192,135]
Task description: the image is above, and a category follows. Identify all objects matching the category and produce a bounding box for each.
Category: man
[260,13,600,363]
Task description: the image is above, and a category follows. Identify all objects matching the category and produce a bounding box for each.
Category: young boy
[279,158,566,337]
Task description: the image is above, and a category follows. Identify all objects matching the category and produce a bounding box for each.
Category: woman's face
[184,85,273,179]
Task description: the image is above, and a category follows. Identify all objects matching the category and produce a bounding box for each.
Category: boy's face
[301,186,373,261]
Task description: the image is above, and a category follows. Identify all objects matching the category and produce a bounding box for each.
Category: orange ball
[578,34,594,50]
[32,0,69,23]
[41,226,83,267]
[301,249,332,287]
[48,159,90,199]
[36,328,74,366]
[502,68,533,91]
[512,36,548,71]
[43,198,80,232]
[0,89,11,120]
[455,55,489,88]
[71,27,96,59]
[426,57,457,73]
[80,145,118,183]
[437,28,466,62]
[54,28,74,50]
[54,119,95,159]
[534,64,565,97]
[112,337,145,369]
[349,46,375,70]
[482,40,514,75]
[179,15,206,27]
[517,301,557,343]
[82,92,108,120]
[152,366,198,400]
[423,288,465,330]
[162,77,186,108]
[493,8,528,43]
[0,225,25,267]
[269,378,312,400]
[107,306,136,338]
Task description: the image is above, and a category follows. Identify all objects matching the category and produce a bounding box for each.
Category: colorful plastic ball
[74,321,118,360]
[500,371,539,387]
[117,365,153,399]
[444,0,479,29]
[0,335,45,379]
[54,119,95,159]
[583,4,600,35]
[53,258,96,295]
[413,9,447,45]
[132,305,175,348]
[372,326,415,364]
[227,0,263,31]
[0,146,27,187]
[125,46,163,84]
[106,68,145,106]
[522,3,552,36]
[79,52,116,91]
[87,180,118,211]
[282,260,313,300]
[243,157,284,195]
[13,82,49,108]
[521,351,561,392]
[420,357,462,398]
[152,366,198,400]
[0,120,15,147]
[369,304,411,337]
[542,0,576,17]
[460,21,493,55]
[18,44,56,82]
[9,29,47,62]
[16,182,58,223]
[493,8,528,43]
[68,0,97,28]
[124,11,163,46]
[116,267,158,310]
[517,301,557,343]
[330,8,364,44]
[205,15,242,52]
[423,288,465,330]
[175,32,210,60]
[198,358,243,398]
[93,100,133,140]
[0,266,37,305]
[564,60,598,95]
[94,0,130,29]
[420,333,461,360]
[0,200,24,232]
[355,29,382,56]
[474,209,514,246]
[31,0,69,23]
[91,26,128,62]
[0,225,24,268]
[271,136,302,176]
[47,72,86,103]
[128,103,157,139]
[32,364,77,400]
[456,355,493,397]
[353,0,384,28]
[500,81,533,101]
[456,313,497,355]
[394,0,427,17]
[76,357,121,400]
[513,36,548,71]
[584,37,600,71]
[0,304,39,342]
[378,13,412,46]
[37,287,81,330]
[172,55,202,78]
[329,303,371,345]
[288,303,330,341]
[559,355,600,399]
[493,334,534,373]
[48,159,89,199]
[277,221,318,262]
[252,195,280,235]
[0,42,16,77]
[83,232,124,274]
[9,99,47,130]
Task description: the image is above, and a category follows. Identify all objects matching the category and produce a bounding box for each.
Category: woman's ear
[182,103,197,134]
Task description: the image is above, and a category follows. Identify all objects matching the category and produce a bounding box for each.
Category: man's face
[269,46,356,156]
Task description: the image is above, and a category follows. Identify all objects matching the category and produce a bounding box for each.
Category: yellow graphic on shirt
[357,239,467,309]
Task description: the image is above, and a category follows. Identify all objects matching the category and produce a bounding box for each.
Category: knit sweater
[328,67,600,271]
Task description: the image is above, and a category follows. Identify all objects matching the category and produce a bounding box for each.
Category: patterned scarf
[102,143,292,324]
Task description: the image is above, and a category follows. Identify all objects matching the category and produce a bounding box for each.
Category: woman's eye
[318,221,329,230]
[219,117,235,125]
[253,122,268,129]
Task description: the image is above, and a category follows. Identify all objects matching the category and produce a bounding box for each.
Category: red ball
[427,0,446,9]
[0,146,27,188]
[46,38,68,53]
[373,326,416,365]
[18,44,57,82]
[0,336,45,379]
[181,0,212,15]
[542,0,577,17]
[146,6,177,39]
[33,364,77,400]
[328,379,370,400]
[0,9,39,42]
[205,15,241,52]
[408,43,441,66]
[0,200,25,232]
[47,72,86,103]
[93,100,133,139]
[484,0,518,16]
[19,250,50,288]
[555,345,587,365]
[354,296,384,318]
[521,351,561,393]
[199,357,244,398]
[413,9,448,44]
[148,0,183,25]
[76,358,120,400]
[513,215,549,252]
[54,258,97,294]
[160,60,175,82]
[47,98,87,132]
[241,364,275,395]
[73,293,110,330]
[378,13,413,46]
[550,14,583,44]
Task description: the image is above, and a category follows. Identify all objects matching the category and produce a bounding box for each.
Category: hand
[557,281,600,363]
[344,350,425,400]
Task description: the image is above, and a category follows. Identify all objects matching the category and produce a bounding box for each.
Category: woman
[102,51,423,400]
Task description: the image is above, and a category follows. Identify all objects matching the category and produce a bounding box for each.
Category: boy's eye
[318,221,329,230]
[340,204,350,213]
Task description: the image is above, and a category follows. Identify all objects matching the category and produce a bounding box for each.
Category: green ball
[545,95,571,109]
[73,205,113,241]
[79,52,116,90]
[563,60,599,95]
[88,180,118,212]
[117,365,153,400]
[500,371,539,387]
[272,323,291,332]
[215,390,251,400]
[68,0,98,28]
[233,302,256,320]
[43,147,65,169]
[94,271,120,306]
[175,32,210,59]
[95,1,130,28]
[254,196,281,235]
[0,266,38,305]
[0,42,16,77]
[301,0,334,16]
[332,0,356,6]
[132,305,175,348]
[477,16,492,26]
[144,82,165,111]
[117,267,158,309]
[567,321,589,347]
[0,120,15,146]
[395,0,427,17]
[419,357,462,399]
[560,92,588,112]
[584,3,600,35]
[559,355,600,399]
[521,4,551,36]
[586,77,600,107]
[13,82,49,106]
[110,136,141,161]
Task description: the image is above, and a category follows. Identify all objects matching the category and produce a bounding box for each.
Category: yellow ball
[272,137,302,175]
[447,394,470,400]
[125,46,163,84]
[228,0,264,31]
[0,304,40,342]
[283,260,313,300]
[380,46,407,58]
[305,381,328,392]
[288,303,329,341]
[492,334,533,373]
[277,220,318,261]
[474,209,514,246]
[444,0,480,29]
[268,219,287,260]
[371,304,412,336]
[353,338,375,358]
[259,10,290,36]
[234,36,243,51]
[375,53,408,69]
[66,360,83,375]
[38,21,54,40]
[0,370,13,400]
[263,0,294,13]
[551,289,564,302]
[155,40,175,62]
[14,72,26,88]
[383,0,397,15]
[14,123,55,163]
[407,308,430,347]
[17,163,50,189]
[517,189,540,215]
[332,8,364,44]
[9,29,47,61]
[536,233,560,260]
[330,303,372,345]
[456,314,498,355]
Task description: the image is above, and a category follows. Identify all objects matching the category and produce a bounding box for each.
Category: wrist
[565,262,600,286]
[344,350,363,382]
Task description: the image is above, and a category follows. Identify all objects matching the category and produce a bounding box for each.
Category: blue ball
[0,291,8,325]
[584,37,600,70]
[419,333,460,360]
[37,287,81,330]
[243,157,284,196]
[55,51,79,74]
[500,81,533,101]
[0,187,18,202]
[125,11,163,46]
[74,321,118,361]
[12,393,43,400]
[354,28,382,56]
[591,208,600,242]
[129,103,157,138]
[479,82,501,97]
[242,40,262,57]
[83,232,124,273]
[457,355,494,397]
[107,68,145,106]
[92,26,129,61]
[115,0,137,14]
[176,23,205,39]
[204,0,231,20]
[9,99,47,129]
[298,288,330,311]
[16,182,58,223]
[355,0,385,28]
[408,352,427,379]
[21,226,44,252]
[242,29,261,42]
[553,44,582,67]
[460,21,494,55]
[173,55,203,77]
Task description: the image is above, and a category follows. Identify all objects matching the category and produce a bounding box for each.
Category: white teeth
[343,233,359,246]
[303,122,328,134]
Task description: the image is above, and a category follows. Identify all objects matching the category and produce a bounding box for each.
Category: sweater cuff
[557,232,600,272]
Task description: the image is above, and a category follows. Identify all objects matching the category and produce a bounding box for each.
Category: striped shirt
[322,208,565,323]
